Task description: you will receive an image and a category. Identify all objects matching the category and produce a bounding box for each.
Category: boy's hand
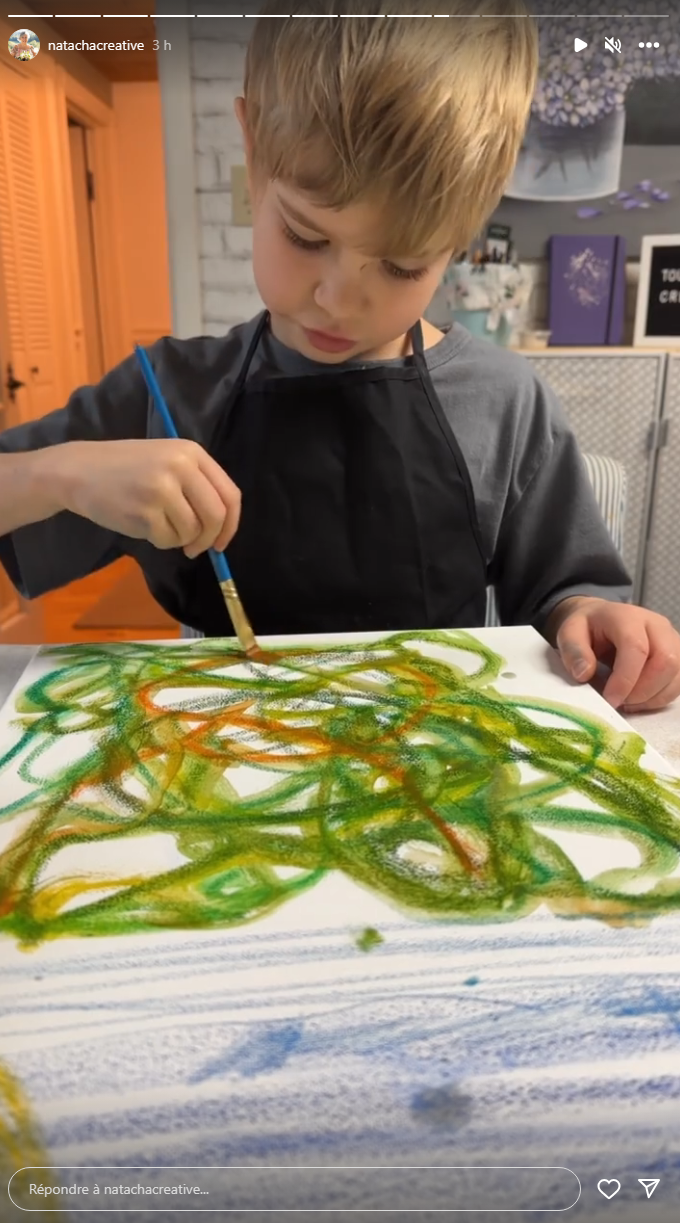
[55,439,241,558]
[548,596,680,713]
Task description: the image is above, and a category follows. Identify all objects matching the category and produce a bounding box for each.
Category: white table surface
[2,643,680,771]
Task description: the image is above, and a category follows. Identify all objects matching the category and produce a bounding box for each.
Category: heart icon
[597,1179,621,1199]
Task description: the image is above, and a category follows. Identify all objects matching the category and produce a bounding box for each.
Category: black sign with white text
[645,245,680,338]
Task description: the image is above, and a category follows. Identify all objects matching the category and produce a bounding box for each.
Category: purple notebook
[548,235,626,345]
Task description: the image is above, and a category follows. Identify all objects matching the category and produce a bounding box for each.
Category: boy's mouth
[301,326,357,354]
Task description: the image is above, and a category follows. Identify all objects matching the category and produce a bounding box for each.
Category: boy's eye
[282,223,327,252]
[384,262,428,282]
[282,222,428,282]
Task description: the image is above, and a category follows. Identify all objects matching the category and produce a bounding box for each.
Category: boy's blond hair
[243,1,537,259]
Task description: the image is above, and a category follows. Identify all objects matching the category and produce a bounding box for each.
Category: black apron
[128,313,488,637]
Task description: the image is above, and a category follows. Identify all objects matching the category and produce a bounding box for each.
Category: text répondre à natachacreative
[29,1184,205,1195]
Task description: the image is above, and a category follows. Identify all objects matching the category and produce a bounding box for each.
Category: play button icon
[574,37,588,52]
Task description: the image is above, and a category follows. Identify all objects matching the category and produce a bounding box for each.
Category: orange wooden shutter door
[0,63,60,423]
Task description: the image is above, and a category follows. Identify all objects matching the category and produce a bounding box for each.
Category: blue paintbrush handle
[134,345,232,584]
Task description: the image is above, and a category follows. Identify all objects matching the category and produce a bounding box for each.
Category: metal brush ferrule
[219,579,258,655]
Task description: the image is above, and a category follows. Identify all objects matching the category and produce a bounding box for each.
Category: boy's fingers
[165,501,202,549]
[556,613,598,682]
[180,469,233,557]
[213,518,238,554]
[612,621,678,710]
[197,453,242,550]
[622,672,680,714]
[601,633,649,708]
[149,510,195,551]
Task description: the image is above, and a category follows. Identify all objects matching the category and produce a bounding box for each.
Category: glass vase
[506,108,625,202]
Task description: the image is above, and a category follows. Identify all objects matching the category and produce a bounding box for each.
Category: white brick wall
[189,20,641,344]
[190,20,263,333]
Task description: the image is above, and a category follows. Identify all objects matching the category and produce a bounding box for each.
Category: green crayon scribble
[1,629,680,949]
[355,927,384,953]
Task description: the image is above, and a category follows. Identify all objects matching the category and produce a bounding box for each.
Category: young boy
[1,1,678,714]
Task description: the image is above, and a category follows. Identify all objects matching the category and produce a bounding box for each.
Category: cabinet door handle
[6,364,25,400]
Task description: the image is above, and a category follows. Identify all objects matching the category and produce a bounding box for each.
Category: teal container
[451,309,511,347]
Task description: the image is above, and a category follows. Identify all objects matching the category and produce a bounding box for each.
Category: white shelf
[512,346,679,356]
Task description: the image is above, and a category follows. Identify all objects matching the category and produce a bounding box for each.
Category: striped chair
[181,451,628,638]
[581,452,627,555]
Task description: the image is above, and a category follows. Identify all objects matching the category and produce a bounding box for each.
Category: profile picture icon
[8,29,40,60]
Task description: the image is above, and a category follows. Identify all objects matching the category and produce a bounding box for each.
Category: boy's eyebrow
[277,193,449,263]
[278,196,330,236]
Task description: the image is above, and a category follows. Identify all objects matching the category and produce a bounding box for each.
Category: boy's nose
[314,272,367,318]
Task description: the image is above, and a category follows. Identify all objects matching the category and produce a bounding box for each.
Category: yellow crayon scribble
[0,1061,65,1221]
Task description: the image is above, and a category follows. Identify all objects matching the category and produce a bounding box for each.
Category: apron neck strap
[409,318,429,380]
[410,317,425,356]
[229,310,270,403]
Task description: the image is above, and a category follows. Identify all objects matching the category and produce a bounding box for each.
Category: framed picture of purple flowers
[491,9,680,259]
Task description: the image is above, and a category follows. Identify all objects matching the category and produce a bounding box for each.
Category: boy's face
[249,176,452,363]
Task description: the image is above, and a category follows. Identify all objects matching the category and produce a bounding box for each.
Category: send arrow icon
[639,1179,660,1199]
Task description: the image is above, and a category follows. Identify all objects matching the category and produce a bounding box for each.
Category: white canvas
[1,626,680,1221]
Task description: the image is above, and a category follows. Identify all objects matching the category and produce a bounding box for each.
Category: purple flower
[532,8,680,128]
[576,208,603,219]
[623,198,646,209]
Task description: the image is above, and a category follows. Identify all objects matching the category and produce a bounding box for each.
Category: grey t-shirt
[0,311,631,631]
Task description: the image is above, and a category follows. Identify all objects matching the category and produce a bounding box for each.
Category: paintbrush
[133,345,259,658]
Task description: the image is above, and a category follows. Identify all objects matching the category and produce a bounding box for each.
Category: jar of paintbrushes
[441,252,534,347]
